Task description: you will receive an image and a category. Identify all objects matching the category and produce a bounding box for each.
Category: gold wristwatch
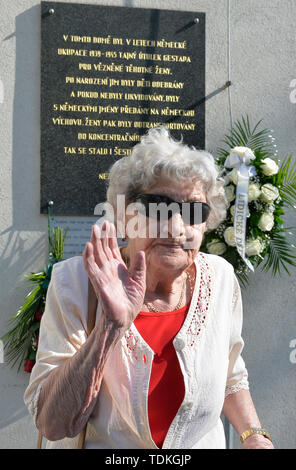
[240,427,272,444]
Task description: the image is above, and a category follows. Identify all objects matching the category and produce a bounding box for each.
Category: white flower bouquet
[201,116,296,287]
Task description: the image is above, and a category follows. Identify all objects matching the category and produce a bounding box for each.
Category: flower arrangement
[201,116,296,287]
[1,224,68,372]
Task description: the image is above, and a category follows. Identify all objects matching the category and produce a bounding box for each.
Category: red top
[134,301,190,448]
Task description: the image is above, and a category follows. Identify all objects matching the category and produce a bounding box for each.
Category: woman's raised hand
[83,221,146,330]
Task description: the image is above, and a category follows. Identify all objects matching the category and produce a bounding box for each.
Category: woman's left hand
[242,434,274,449]
[83,221,146,330]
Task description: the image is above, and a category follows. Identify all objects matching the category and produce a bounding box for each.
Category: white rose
[206,238,227,255]
[260,183,279,203]
[228,168,238,185]
[258,213,274,231]
[223,226,237,246]
[224,184,236,203]
[231,146,255,161]
[248,183,261,202]
[260,158,279,176]
[245,238,264,257]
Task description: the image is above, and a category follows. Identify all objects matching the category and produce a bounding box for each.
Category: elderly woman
[24,126,273,449]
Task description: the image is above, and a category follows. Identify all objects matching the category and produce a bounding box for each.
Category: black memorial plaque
[41,1,205,214]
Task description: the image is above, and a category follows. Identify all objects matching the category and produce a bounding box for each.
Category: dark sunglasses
[133,194,211,225]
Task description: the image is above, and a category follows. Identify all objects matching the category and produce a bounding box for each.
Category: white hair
[106,126,228,232]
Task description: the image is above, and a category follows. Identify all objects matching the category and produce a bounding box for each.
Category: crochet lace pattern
[225,376,249,397]
[186,252,212,347]
[124,252,213,358]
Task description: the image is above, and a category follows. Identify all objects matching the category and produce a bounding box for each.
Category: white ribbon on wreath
[224,146,257,272]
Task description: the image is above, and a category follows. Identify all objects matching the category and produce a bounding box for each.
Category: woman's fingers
[91,224,107,267]
[95,221,123,263]
[83,242,105,304]
[108,222,122,261]
[83,241,101,279]
[89,221,124,272]
[83,229,146,326]
[100,221,112,260]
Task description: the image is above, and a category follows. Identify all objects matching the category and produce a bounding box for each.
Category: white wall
[0,0,295,449]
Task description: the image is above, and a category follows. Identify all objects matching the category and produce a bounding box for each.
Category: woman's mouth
[156,242,183,249]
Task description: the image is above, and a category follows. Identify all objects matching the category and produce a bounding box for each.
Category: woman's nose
[166,212,186,238]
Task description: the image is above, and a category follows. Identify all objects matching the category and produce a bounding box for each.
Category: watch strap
[240,427,272,444]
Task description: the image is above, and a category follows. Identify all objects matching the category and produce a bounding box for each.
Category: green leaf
[29,322,40,332]
[219,115,275,156]
[260,227,296,276]
[250,227,260,239]
[274,154,296,209]
[42,279,50,289]
[28,351,36,361]
[235,270,250,289]
[2,222,69,371]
